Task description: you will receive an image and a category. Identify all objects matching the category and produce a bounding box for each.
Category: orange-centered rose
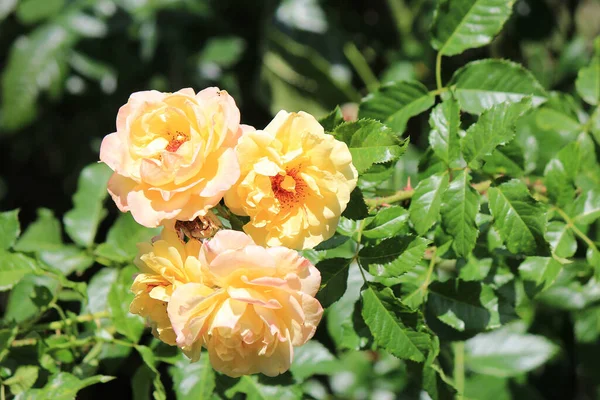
[224,111,358,249]
[100,87,248,227]
[167,230,323,377]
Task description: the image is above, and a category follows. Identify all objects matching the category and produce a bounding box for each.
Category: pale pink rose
[100,87,250,227]
[167,230,323,377]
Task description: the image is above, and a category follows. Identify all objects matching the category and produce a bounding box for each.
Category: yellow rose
[167,230,323,377]
[100,87,250,227]
[129,228,203,345]
[224,111,358,249]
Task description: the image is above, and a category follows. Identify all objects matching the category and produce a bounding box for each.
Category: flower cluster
[99,87,357,377]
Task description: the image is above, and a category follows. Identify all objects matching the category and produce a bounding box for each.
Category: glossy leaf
[440,170,480,257]
[362,206,410,239]
[519,257,562,292]
[333,119,408,174]
[225,375,302,400]
[16,372,114,399]
[64,163,112,247]
[545,221,577,258]
[430,0,515,56]
[0,251,39,291]
[168,353,215,400]
[450,59,546,114]
[94,213,160,263]
[108,265,145,342]
[0,209,20,250]
[461,98,532,169]
[359,81,435,133]
[409,172,449,235]
[315,258,351,307]
[289,341,337,380]
[575,37,600,105]
[429,97,462,167]
[361,286,432,362]
[360,236,429,280]
[14,208,62,252]
[488,179,549,255]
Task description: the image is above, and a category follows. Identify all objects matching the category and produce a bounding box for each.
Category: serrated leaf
[315,258,351,308]
[440,170,480,257]
[360,236,429,280]
[362,206,409,239]
[4,274,59,323]
[94,213,160,263]
[318,106,344,132]
[333,119,408,174]
[0,209,20,250]
[430,0,515,56]
[341,187,369,220]
[409,172,449,235]
[225,375,302,400]
[168,353,215,400]
[449,59,547,114]
[461,98,532,168]
[39,245,94,276]
[426,280,515,334]
[464,326,559,377]
[64,163,112,247]
[488,180,549,255]
[361,286,431,362]
[5,366,39,395]
[14,208,62,252]
[358,81,435,133]
[568,189,600,225]
[519,257,562,292]
[429,96,462,167]
[544,141,580,208]
[545,221,577,258]
[289,341,337,380]
[0,251,39,291]
[482,140,526,177]
[15,372,114,400]
[108,265,145,342]
[575,37,600,105]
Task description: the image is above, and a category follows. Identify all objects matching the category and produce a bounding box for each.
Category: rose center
[165,130,189,152]
[270,168,307,209]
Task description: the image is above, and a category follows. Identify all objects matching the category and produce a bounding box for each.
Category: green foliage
[1,0,599,399]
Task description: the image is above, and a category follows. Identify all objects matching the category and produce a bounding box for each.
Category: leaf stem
[354,219,369,284]
[435,52,443,92]
[453,341,465,399]
[32,311,110,331]
[553,206,600,254]
[344,42,379,93]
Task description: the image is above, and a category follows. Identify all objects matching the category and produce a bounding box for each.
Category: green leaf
[426,280,515,334]
[136,346,167,400]
[449,59,547,114]
[488,179,549,255]
[574,306,600,344]
[440,170,480,257]
[326,264,364,350]
[544,142,580,208]
[318,106,344,132]
[429,97,462,167]
[519,257,562,292]
[464,326,559,377]
[16,372,114,400]
[64,163,112,247]
[333,119,408,174]
[85,268,117,318]
[358,81,435,133]
[14,208,62,252]
[0,252,39,292]
[361,286,432,362]
[568,189,600,225]
[461,98,532,169]
[1,24,75,131]
[409,172,449,235]
[0,323,18,363]
[545,221,577,258]
[575,37,600,105]
[168,353,215,400]
[430,0,515,56]
[225,375,302,400]
[315,258,351,308]
[362,206,410,239]
[289,341,337,380]
[0,209,20,250]
[16,0,64,24]
[341,187,369,220]
[200,36,245,68]
[4,274,59,323]
[482,140,526,177]
[5,366,39,395]
[39,245,94,276]
[108,265,145,342]
[94,213,160,263]
[360,236,429,280]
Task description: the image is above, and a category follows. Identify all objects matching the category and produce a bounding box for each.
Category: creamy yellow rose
[224,111,358,249]
[100,87,249,227]
[167,230,323,377]
[129,228,203,345]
